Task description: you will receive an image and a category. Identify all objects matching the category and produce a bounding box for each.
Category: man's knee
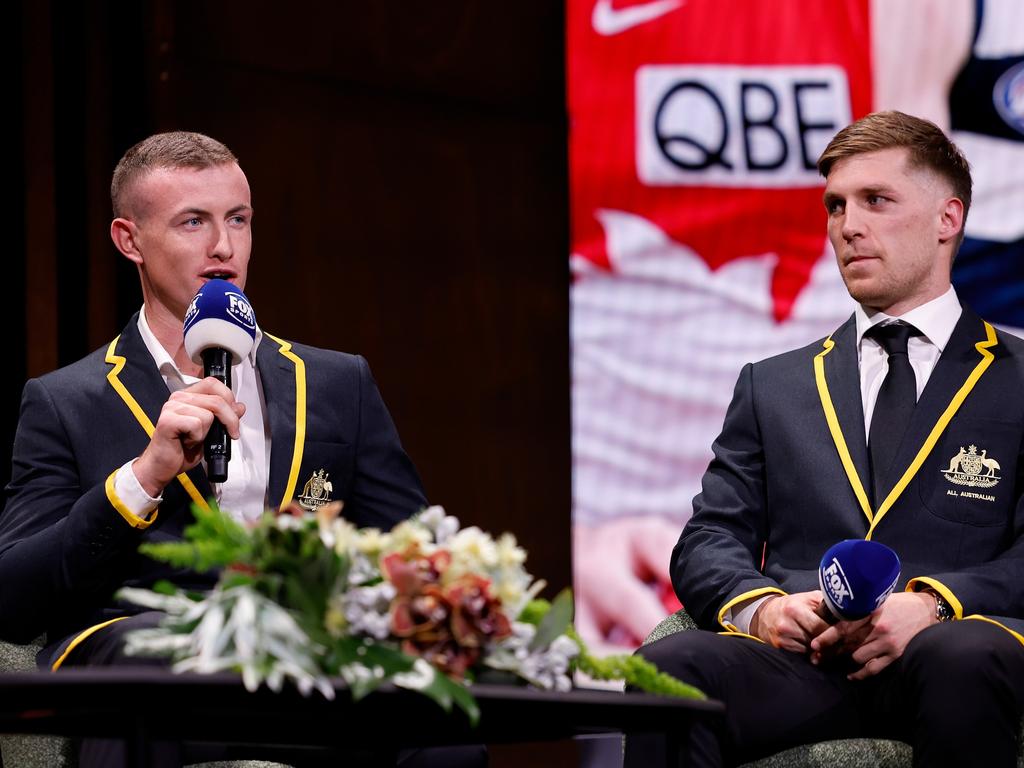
[902,620,1024,704]
[905,621,1022,674]
[636,629,756,690]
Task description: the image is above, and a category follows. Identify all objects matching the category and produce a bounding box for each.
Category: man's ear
[938,197,965,244]
[110,218,143,264]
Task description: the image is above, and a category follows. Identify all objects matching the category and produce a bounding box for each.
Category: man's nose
[209,223,233,260]
[840,206,862,241]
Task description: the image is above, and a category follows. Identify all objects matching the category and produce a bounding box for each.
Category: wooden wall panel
[146,2,569,592]
[16,0,570,601]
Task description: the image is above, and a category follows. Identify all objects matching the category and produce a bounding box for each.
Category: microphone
[182,279,257,483]
[816,539,901,624]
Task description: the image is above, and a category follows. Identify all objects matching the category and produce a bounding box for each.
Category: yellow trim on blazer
[264,333,306,509]
[51,616,131,671]
[906,576,964,619]
[907,579,1024,647]
[104,336,210,512]
[104,470,158,529]
[814,337,874,526]
[717,586,787,631]
[814,322,998,538]
[963,615,1024,648]
[716,631,765,643]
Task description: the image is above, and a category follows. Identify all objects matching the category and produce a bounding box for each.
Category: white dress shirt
[855,286,962,436]
[112,306,272,524]
[727,287,962,634]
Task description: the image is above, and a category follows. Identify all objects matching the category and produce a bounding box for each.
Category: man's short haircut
[111,131,238,218]
[817,111,973,237]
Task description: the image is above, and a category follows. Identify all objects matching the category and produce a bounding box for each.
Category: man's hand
[750,591,831,652]
[133,377,245,497]
[573,517,680,653]
[810,591,937,679]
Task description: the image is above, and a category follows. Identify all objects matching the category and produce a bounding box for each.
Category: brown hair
[111,131,238,218]
[818,111,972,231]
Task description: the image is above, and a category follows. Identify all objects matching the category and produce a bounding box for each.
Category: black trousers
[63,611,487,768]
[626,619,1024,768]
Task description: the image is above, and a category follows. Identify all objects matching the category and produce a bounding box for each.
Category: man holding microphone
[634,112,1024,767]
[0,132,482,766]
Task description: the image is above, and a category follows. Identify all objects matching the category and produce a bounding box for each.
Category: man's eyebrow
[173,207,211,219]
[859,184,898,197]
[172,204,253,218]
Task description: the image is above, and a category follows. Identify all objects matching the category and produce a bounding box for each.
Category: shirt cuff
[727,595,774,635]
[114,459,162,520]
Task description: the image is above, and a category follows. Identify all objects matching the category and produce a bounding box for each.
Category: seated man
[631,112,1024,767]
[0,132,481,767]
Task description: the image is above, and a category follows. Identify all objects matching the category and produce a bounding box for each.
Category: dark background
[13,2,574,761]
[13,0,570,633]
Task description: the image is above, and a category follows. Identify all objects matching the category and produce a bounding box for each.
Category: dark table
[0,669,722,766]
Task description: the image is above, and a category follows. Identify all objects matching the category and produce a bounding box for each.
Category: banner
[569,0,1024,653]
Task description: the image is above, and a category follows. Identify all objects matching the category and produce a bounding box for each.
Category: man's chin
[841,279,881,305]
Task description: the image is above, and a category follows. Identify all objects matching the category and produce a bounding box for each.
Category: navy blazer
[674,306,1024,643]
[0,313,426,660]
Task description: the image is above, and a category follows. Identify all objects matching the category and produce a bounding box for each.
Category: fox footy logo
[226,293,256,329]
[821,557,853,607]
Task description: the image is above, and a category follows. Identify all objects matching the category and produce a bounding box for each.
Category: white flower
[340,582,397,640]
[495,533,526,568]
[315,501,347,548]
[484,624,579,692]
[354,527,391,557]
[326,518,358,555]
[125,584,335,700]
[445,526,499,582]
[274,514,305,532]
[418,505,461,544]
[346,552,380,586]
[384,520,433,555]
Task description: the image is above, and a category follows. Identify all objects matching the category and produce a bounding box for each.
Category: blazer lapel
[880,306,991,496]
[109,317,172,438]
[820,317,873,507]
[106,315,215,505]
[258,335,301,510]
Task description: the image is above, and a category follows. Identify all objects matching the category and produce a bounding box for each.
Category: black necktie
[867,322,921,505]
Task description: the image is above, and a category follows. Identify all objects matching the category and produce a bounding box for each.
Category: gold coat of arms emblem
[941,445,1001,489]
[298,469,334,511]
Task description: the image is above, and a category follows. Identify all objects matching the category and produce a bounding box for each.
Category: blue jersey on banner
[949,0,1024,328]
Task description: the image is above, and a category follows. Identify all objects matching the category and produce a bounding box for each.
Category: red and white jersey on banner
[569,0,871,320]
[570,1,870,528]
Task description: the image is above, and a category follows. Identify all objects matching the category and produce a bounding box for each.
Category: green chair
[643,609,1024,768]
[0,637,290,768]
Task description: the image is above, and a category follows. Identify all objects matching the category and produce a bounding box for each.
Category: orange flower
[388,569,512,679]
[381,545,451,596]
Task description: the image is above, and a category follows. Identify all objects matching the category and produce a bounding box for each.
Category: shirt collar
[854,286,961,354]
[137,305,263,384]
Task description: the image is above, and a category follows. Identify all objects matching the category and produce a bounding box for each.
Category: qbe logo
[226,292,256,329]
[636,65,852,188]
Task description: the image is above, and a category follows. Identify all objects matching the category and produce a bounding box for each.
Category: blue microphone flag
[818,539,901,622]
[183,279,257,365]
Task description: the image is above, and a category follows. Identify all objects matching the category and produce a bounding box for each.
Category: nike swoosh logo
[591,0,684,36]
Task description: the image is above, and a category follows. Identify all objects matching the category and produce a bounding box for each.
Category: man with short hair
[0,132,470,766]
[633,112,1024,767]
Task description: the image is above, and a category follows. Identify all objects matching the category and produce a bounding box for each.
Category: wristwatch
[926,590,955,623]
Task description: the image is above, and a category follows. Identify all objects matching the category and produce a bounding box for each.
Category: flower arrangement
[119,503,703,724]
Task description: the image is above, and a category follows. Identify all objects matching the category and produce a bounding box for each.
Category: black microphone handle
[201,347,232,483]
[815,600,840,625]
